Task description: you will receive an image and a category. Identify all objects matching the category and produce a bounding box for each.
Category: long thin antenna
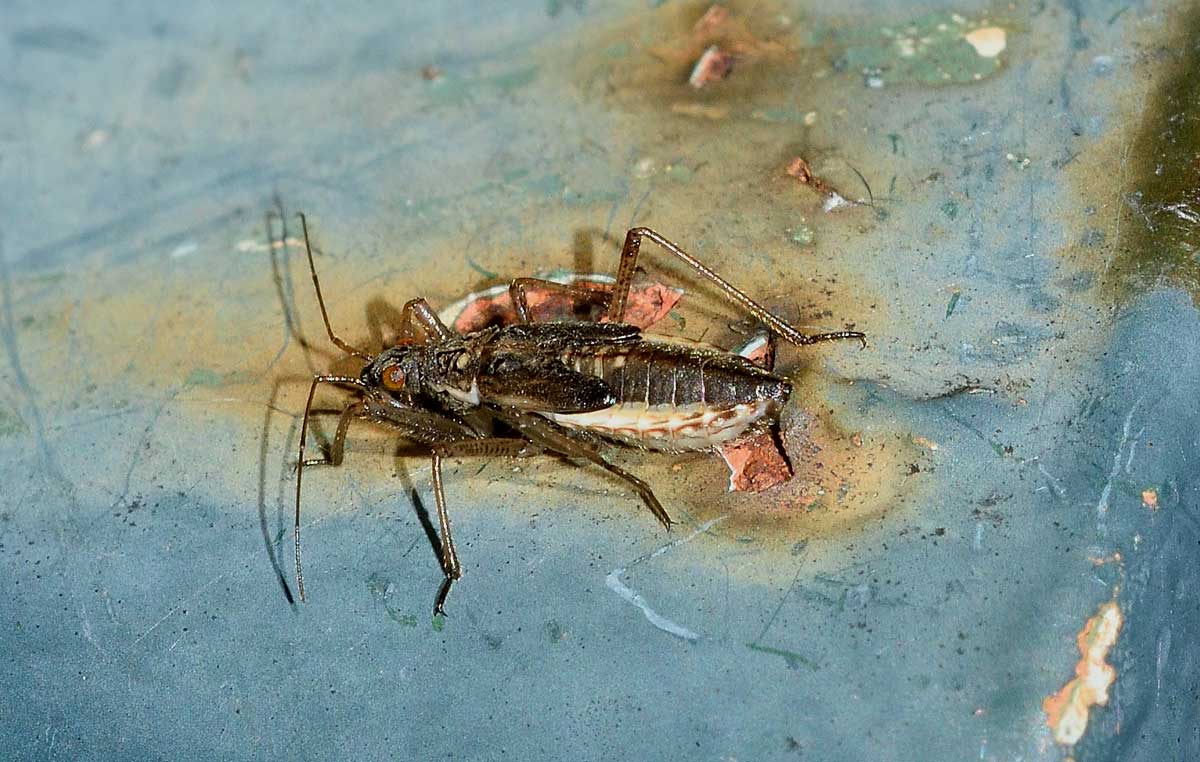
[297,213,373,360]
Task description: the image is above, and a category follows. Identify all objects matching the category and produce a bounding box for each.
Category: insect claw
[434,576,454,616]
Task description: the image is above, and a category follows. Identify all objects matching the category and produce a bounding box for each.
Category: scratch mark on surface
[112,388,179,510]
[1155,628,1170,701]
[605,515,726,641]
[79,603,105,656]
[752,557,806,646]
[1123,424,1145,474]
[628,186,653,228]
[131,572,227,648]
[0,234,72,489]
[169,241,198,259]
[1095,397,1142,531]
[234,236,308,253]
[1105,133,1134,278]
[1037,463,1067,500]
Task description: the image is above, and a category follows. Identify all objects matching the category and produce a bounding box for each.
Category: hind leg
[607,227,866,348]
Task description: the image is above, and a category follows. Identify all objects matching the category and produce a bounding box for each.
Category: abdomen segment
[544,340,789,451]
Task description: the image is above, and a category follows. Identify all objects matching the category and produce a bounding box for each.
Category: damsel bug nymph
[292,217,864,614]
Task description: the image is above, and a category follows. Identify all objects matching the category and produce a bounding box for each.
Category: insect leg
[493,409,674,530]
[429,437,544,614]
[295,213,374,360]
[508,277,611,324]
[394,297,455,343]
[302,401,365,468]
[608,227,866,347]
[295,374,368,603]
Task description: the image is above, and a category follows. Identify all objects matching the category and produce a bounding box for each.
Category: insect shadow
[257,199,482,608]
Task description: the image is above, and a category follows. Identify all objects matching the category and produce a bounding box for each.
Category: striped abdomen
[544,339,789,451]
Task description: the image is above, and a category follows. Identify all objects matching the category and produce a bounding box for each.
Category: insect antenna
[295,374,368,602]
[296,212,373,361]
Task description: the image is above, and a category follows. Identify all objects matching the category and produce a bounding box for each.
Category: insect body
[292,217,864,613]
[544,335,790,451]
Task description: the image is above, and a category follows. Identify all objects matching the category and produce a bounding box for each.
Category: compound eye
[381,365,406,391]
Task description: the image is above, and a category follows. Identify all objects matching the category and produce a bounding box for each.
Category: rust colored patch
[1043,599,1124,746]
[620,282,686,329]
[575,0,795,110]
[692,4,730,35]
[689,45,735,88]
[649,2,786,71]
[785,156,850,208]
[450,278,682,334]
[1141,488,1158,511]
[719,430,792,491]
[738,334,774,369]
[785,156,815,183]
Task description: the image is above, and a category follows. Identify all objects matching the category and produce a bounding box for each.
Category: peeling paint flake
[837,12,1008,87]
[439,273,683,334]
[964,26,1006,58]
[720,430,792,492]
[1042,599,1124,746]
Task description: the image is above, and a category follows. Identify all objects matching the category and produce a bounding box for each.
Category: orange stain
[1043,599,1124,746]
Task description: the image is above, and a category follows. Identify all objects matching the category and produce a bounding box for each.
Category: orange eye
[382,365,406,391]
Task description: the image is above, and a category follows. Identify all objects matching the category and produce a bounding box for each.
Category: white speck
[82,129,110,150]
[1090,55,1114,76]
[803,111,818,126]
[823,192,851,212]
[866,75,884,89]
[170,242,198,259]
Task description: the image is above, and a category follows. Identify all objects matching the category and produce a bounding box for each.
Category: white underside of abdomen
[545,399,771,451]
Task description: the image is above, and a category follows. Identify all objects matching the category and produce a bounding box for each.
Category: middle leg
[428,437,544,614]
[491,408,673,530]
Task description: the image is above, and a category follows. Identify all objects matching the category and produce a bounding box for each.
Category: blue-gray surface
[1,1,1197,760]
